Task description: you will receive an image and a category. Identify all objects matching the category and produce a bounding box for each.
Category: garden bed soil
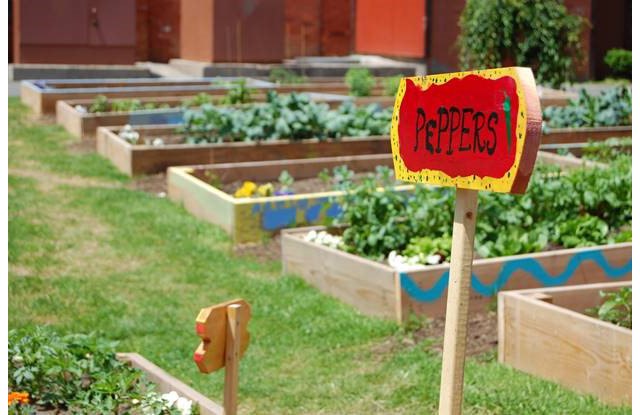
[96,125,392,176]
[498,282,631,406]
[281,226,632,323]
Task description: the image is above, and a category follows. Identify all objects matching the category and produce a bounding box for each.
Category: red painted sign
[391,67,542,193]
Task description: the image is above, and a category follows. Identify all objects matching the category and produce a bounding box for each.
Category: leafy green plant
[586,287,631,329]
[383,75,403,96]
[403,235,452,262]
[110,99,151,113]
[604,48,632,79]
[89,95,109,113]
[221,79,254,105]
[345,68,375,97]
[268,68,306,84]
[458,0,585,87]
[333,156,631,261]
[317,168,331,186]
[8,326,196,414]
[180,92,392,144]
[182,93,215,108]
[276,170,295,196]
[581,137,631,163]
[542,86,632,129]
[332,165,355,191]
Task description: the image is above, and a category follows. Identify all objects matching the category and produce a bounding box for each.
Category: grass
[8,97,631,414]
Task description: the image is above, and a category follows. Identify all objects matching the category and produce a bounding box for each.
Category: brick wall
[321,0,352,56]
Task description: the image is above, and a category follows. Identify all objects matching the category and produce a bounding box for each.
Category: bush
[458,0,586,88]
[383,75,404,96]
[604,48,632,79]
[345,68,375,96]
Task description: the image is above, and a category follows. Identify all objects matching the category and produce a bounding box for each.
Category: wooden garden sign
[194,299,251,415]
[390,67,542,414]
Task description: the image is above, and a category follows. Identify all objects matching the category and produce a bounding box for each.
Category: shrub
[345,68,375,96]
[458,0,586,88]
[383,75,404,96]
[604,48,632,79]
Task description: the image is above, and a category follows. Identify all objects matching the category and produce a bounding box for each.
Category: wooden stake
[438,188,478,415]
[224,304,242,415]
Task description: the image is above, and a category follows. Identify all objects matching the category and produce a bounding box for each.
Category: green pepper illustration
[503,91,512,153]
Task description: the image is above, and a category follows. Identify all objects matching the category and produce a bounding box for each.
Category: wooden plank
[281,227,397,318]
[194,154,394,183]
[401,243,632,319]
[167,167,236,234]
[96,125,393,176]
[438,188,478,415]
[223,304,242,415]
[117,353,224,415]
[498,284,631,405]
[536,151,606,170]
[542,126,632,144]
[96,127,134,176]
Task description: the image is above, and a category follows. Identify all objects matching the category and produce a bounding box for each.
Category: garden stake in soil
[390,67,541,414]
[194,299,251,415]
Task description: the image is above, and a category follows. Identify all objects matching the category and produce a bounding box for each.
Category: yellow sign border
[390,67,529,193]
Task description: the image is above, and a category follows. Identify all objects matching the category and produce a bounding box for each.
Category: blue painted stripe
[400,249,631,302]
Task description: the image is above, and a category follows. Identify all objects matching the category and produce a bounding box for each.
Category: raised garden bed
[166,150,598,245]
[8,326,221,414]
[167,154,409,244]
[56,92,356,139]
[22,77,395,116]
[21,77,274,116]
[118,353,224,415]
[498,282,631,406]
[96,123,625,176]
[282,153,631,322]
[282,227,631,322]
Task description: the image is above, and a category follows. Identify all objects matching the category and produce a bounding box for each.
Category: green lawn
[8,97,630,414]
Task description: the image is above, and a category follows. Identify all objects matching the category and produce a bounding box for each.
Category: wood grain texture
[224,304,242,415]
[498,283,631,405]
[281,227,398,319]
[542,126,632,144]
[280,228,631,322]
[509,67,542,194]
[194,299,251,374]
[96,125,392,176]
[438,188,478,415]
[401,243,631,319]
[167,167,236,234]
[117,353,224,415]
[536,151,606,170]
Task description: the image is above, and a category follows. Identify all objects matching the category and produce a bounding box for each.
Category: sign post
[390,67,541,414]
[194,299,251,415]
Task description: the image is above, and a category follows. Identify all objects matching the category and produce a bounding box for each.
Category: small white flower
[304,230,318,242]
[152,138,164,146]
[74,105,87,113]
[131,399,140,405]
[162,391,179,407]
[175,397,193,415]
[425,254,442,265]
[157,192,167,198]
[123,124,133,131]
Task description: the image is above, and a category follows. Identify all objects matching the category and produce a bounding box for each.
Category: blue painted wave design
[400,249,631,302]
[251,197,340,231]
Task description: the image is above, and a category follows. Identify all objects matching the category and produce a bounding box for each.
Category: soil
[191,170,394,197]
[372,311,498,358]
[131,173,167,195]
[232,235,282,263]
